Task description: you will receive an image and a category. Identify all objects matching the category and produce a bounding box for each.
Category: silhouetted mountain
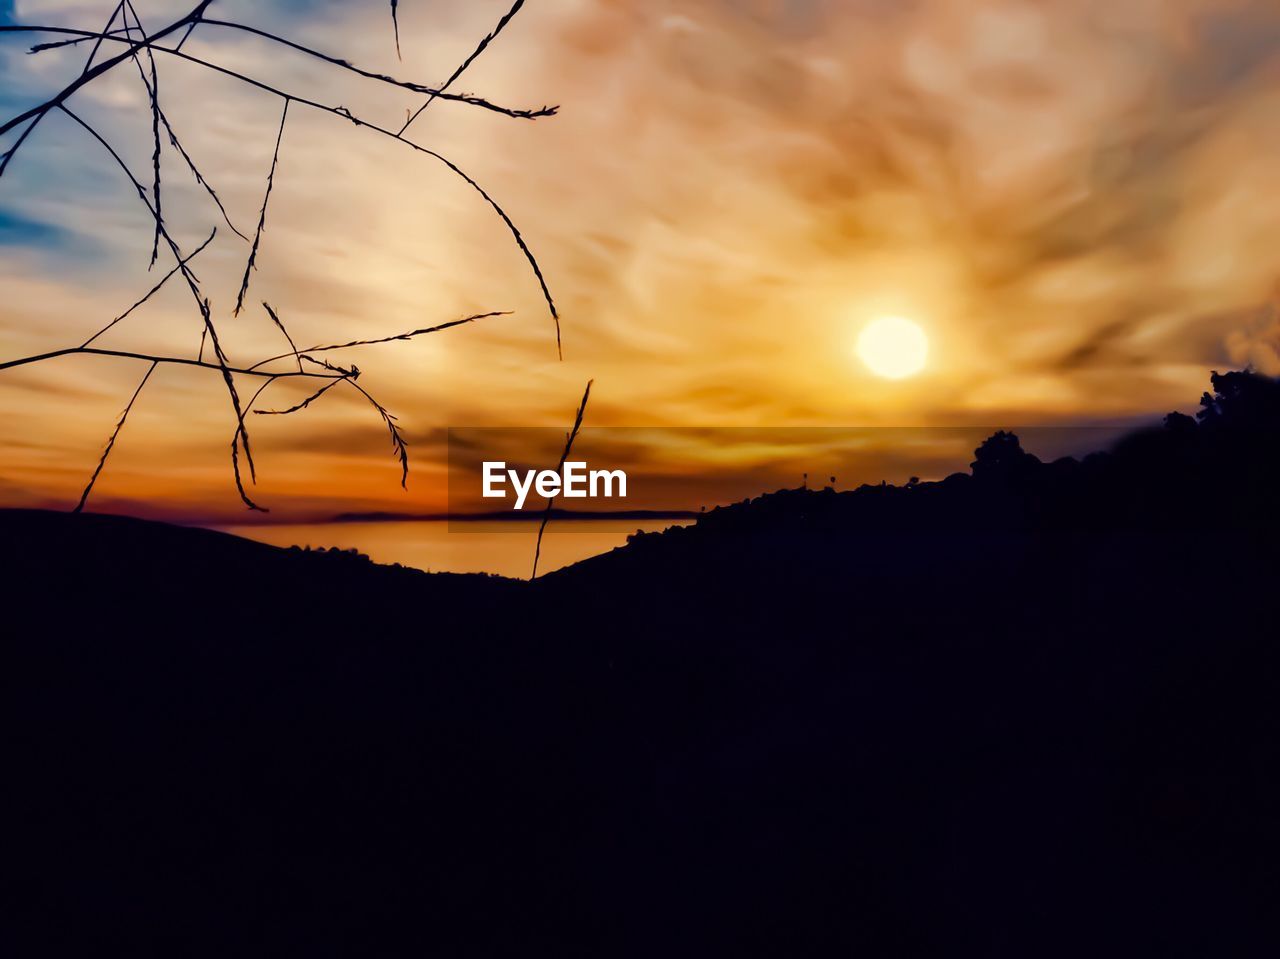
[3,370,1279,957]
[552,370,1280,592]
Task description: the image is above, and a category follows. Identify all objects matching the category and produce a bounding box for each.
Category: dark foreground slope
[4,371,1280,957]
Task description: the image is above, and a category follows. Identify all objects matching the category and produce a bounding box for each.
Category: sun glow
[856,316,929,380]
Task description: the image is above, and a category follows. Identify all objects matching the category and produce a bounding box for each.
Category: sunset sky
[3,0,1280,522]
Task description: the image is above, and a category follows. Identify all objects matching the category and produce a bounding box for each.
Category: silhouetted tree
[1164,411,1198,435]
[1198,370,1280,429]
[970,430,1040,482]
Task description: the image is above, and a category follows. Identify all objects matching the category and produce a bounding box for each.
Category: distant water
[217,519,689,578]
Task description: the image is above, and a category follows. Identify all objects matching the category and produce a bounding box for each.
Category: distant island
[329,507,702,523]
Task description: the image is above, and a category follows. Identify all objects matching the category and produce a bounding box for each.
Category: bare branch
[119,6,248,243]
[235,99,289,316]
[82,228,217,348]
[255,378,344,416]
[174,20,199,53]
[22,26,130,55]
[242,376,280,417]
[0,345,346,380]
[231,433,268,512]
[349,381,409,488]
[58,105,213,321]
[533,379,593,579]
[75,361,157,513]
[198,19,556,118]
[79,1,125,76]
[10,24,558,121]
[158,104,249,241]
[301,355,360,378]
[198,296,258,486]
[390,1,401,60]
[263,302,303,372]
[7,25,561,345]
[146,51,163,267]
[0,1,216,173]
[2,3,566,511]
[248,310,508,371]
[114,2,166,269]
[59,104,216,362]
[57,104,153,210]
[0,117,41,179]
[400,0,527,135]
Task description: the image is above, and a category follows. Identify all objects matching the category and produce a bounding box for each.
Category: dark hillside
[3,371,1279,956]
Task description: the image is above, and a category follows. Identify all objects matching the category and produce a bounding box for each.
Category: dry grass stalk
[0,2,561,513]
[234,99,288,316]
[75,360,158,513]
[532,379,594,580]
[399,0,527,135]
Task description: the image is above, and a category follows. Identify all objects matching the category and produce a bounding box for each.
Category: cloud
[1226,296,1280,375]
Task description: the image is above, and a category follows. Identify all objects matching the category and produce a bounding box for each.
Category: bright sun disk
[856,316,929,380]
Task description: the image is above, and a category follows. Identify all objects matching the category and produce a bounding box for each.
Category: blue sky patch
[0,208,66,248]
[0,208,102,267]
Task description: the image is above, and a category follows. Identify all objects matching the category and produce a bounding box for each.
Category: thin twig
[82,228,217,348]
[4,337,338,507]
[2,4,565,512]
[532,379,593,580]
[57,104,263,497]
[13,24,557,120]
[58,105,207,319]
[390,1,401,60]
[231,433,267,511]
[199,296,256,483]
[243,376,279,415]
[0,118,41,179]
[24,25,130,54]
[248,310,507,371]
[263,302,303,372]
[116,1,165,268]
[75,361,157,513]
[58,104,207,325]
[301,354,359,378]
[119,10,247,242]
[235,99,289,316]
[0,345,347,379]
[174,20,199,52]
[117,2,158,262]
[158,104,249,240]
[0,2,216,171]
[400,0,527,135]
[79,1,125,76]
[5,24,561,345]
[349,380,409,487]
[255,378,344,415]
[197,18,555,118]
[146,49,163,267]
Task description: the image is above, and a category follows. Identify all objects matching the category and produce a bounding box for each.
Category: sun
[856,316,929,380]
